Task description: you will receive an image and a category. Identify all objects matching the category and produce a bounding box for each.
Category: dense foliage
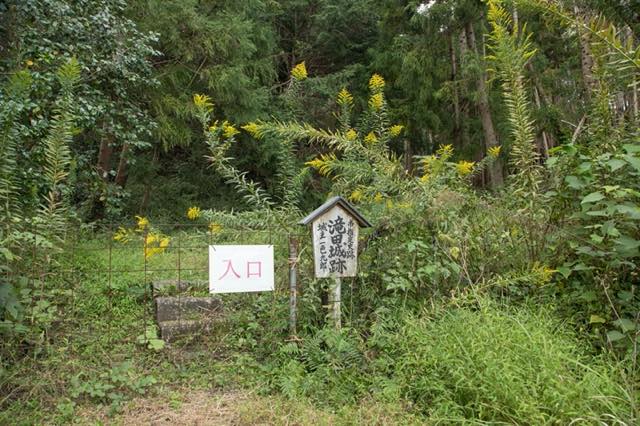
[1,0,639,423]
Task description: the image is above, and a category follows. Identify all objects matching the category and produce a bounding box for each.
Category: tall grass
[272,299,636,424]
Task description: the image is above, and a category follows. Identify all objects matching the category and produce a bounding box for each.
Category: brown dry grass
[76,388,419,425]
[76,388,337,426]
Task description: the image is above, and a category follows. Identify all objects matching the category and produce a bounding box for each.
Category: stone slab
[155,296,222,322]
[158,320,208,342]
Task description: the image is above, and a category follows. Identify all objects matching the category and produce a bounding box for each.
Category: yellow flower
[345,129,357,141]
[159,237,170,249]
[389,124,404,137]
[533,262,556,284]
[456,160,475,176]
[386,199,394,209]
[187,206,201,220]
[337,88,353,107]
[364,132,377,144]
[291,62,308,81]
[222,121,239,138]
[193,94,212,109]
[374,192,384,203]
[349,189,364,202]
[437,144,454,158]
[305,153,336,176]
[208,121,219,133]
[449,246,461,259]
[369,93,383,111]
[25,60,34,67]
[420,173,430,183]
[144,233,170,259]
[113,226,131,243]
[369,74,385,92]
[242,122,261,138]
[209,223,222,234]
[488,145,501,158]
[135,215,149,231]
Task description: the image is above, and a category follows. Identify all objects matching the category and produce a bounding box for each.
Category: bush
[270,300,636,424]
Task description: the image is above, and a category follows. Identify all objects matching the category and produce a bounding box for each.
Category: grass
[1,229,637,424]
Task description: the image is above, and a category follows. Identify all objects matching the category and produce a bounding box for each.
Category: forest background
[1,0,640,424]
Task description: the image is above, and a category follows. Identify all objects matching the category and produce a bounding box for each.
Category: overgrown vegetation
[1,0,639,424]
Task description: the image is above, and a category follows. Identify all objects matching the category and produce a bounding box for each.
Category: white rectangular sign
[209,245,274,293]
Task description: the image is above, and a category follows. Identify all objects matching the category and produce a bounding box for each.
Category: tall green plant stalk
[487,0,542,201]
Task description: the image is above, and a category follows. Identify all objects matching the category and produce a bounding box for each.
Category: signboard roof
[298,196,372,228]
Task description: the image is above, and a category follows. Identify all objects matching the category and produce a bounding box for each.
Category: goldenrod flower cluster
[337,88,353,106]
[369,74,385,92]
[113,216,170,259]
[242,122,261,138]
[291,62,308,81]
[532,262,556,284]
[193,94,212,110]
[456,160,475,176]
[222,121,239,138]
[144,233,170,259]
[437,144,454,159]
[209,223,222,234]
[374,192,384,203]
[305,153,336,177]
[345,129,357,141]
[113,226,133,243]
[389,124,404,137]
[187,206,201,220]
[364,132,377,144]
[349,189,364,202]
[488,145,501,158]
[136,215,149,230]
[369,93,383,111]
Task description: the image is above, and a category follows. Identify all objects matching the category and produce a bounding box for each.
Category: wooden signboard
[300,196,371,328]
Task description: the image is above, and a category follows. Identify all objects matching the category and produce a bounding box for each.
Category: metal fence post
[288,235,299,336]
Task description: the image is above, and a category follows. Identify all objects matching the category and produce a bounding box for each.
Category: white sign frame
[209,245,274,293]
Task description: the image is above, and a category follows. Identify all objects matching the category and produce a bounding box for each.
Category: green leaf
[557,266,572,278]
[615,204,640,219]
[614,318,636,332]
[589,314,606,324]
[607,330,625,342]
[589,234,604,244]
[565,175,584,189]
[623,154,640,171]
[623,144,640,154]
[580,291,598,302]
[606,159,626,171]
[614,235,640,256]
[148,339,165,351]
[617,291,633,302]
[581,192,605,204]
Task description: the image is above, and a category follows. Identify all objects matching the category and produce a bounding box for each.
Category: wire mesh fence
[2,222,316,357]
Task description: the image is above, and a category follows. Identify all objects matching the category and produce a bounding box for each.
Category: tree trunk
[575,6,596,98]
[403,139,413,173]
[97,136,113,181]
[458,30,471,150]
[449,32,461,150]
[466,21,503,188]
[533,86,550,159]
[114,143,130,187]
